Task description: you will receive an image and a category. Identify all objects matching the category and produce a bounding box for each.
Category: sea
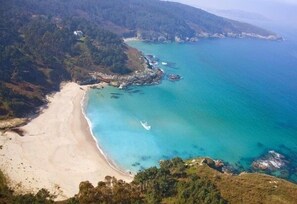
[85,26,297,181]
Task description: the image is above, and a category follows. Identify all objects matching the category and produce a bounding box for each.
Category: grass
[186,158,297,204]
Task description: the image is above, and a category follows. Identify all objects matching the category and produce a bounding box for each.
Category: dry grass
[187,159,297,204]
[126,46,146,72]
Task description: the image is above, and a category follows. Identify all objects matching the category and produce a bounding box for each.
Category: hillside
[12,0,281,42]
[0,1,146,120]
[1,157,296,203]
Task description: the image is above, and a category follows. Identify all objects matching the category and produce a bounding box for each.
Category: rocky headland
[91,67,164,89]
[136,31,282,43]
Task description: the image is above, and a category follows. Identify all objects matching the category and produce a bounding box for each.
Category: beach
[0,82,132,200]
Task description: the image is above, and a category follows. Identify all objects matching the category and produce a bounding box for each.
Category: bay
[86,38,297,180]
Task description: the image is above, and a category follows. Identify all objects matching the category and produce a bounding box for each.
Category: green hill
[13,0,280,42]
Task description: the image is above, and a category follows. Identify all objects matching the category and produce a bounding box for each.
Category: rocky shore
[134,31,282,43]
[252,150,288,171]
[91,68,164,89]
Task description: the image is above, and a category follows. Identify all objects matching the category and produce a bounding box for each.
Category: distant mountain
[0,0,281,119]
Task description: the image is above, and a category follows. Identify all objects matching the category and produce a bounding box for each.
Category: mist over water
[86,37,297,180]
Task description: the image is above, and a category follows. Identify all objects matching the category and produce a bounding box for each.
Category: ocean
[85,34,297,181]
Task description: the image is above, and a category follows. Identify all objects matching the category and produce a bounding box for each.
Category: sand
[0,82,133,200]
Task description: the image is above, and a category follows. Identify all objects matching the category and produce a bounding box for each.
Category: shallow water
[86,37,297,181]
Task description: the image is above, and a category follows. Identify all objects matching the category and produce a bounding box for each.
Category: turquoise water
[85,38,297,180]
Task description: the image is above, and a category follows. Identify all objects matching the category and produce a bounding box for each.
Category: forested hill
[10,0,280,42]
[0,0,144,119]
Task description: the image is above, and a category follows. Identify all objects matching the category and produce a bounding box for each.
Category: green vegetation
[0,1,143,119]
[131,158,227,204]
[61,158,227,204]
[1,157,297,203]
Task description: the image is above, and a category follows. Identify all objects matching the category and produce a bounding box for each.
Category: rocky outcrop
[92,68,164,89]
[168,74,182,81]
[252,150,288,171]
[200,158,235,174]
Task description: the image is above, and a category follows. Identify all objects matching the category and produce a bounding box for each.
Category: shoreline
[80,88,134,176]
[0,82,133,200]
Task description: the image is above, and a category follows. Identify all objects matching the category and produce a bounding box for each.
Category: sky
[171,0,297,30]
[172,0,297,9]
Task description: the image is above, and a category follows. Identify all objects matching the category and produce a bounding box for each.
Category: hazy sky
[171,0,297,11]
[171,0,297,28]
[172,0,297,9]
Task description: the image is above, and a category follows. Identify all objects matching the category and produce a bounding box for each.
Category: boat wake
[140,121,151,130]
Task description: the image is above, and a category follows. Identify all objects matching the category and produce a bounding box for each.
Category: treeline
[68,158,227,204]
[0,170,54,204]
[0,158,227,204]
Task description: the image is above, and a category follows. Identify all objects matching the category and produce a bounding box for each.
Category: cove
[85,38,297,181]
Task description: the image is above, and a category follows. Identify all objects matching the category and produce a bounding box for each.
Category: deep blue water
[85,35,297,180]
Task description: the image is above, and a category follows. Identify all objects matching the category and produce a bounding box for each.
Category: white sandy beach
[0,82,132,200]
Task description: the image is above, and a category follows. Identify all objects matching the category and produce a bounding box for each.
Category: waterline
[81,87,134,177]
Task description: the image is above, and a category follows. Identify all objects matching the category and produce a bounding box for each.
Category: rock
[168,74,182,81]
[110,81,120,87]
[92,66,164,89]
[252,150,287,171]
[77,77,100,85]
[214,160,224,169]
[201,158,216,169]
[221,165,237,175]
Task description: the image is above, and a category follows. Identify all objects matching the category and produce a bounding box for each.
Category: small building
[73,30,83,37]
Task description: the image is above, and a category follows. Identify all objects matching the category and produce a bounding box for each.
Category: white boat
[140,121,151,130]
[161,62,168,65]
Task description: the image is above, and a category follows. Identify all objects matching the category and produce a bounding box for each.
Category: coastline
[80,88,133,176]
[0,82,133,200]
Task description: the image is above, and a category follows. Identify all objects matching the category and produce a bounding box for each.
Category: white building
[73,30,83,37]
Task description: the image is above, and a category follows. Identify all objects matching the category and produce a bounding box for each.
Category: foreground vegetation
[0,170,54,204]
[1,157,297,204]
